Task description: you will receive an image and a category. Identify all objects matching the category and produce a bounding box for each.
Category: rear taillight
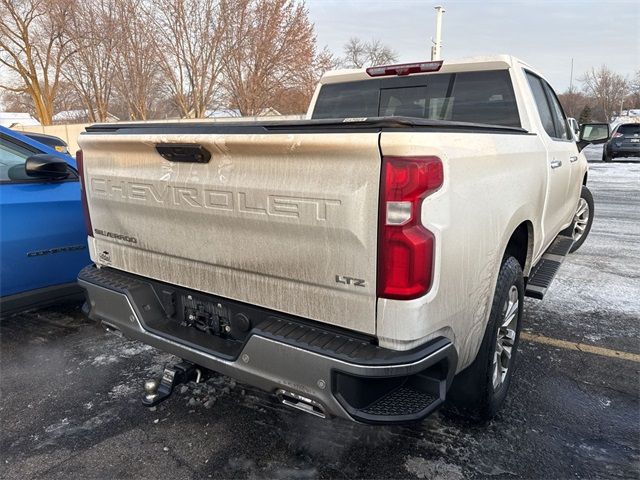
[76,149,93,237]
[613,132,624,138]
[378,156,443,300]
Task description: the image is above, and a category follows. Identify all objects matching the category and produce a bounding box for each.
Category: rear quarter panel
[377,131,546,371]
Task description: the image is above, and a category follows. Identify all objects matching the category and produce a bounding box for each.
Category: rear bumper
[78,265,457,424]
[607,145,640,157]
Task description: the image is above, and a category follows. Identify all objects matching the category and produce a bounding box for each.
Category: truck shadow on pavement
[0,304,637,480]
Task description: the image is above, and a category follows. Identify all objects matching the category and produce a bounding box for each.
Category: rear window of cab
[312,70,521,128]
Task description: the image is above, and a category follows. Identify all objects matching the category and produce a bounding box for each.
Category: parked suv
[602,123,640,161]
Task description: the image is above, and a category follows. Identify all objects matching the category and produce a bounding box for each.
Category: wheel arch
[504,220,534,277]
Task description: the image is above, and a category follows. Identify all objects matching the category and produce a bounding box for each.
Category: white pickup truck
[77,55,610,424]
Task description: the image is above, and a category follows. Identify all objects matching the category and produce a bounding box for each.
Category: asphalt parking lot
[1,149,638,480]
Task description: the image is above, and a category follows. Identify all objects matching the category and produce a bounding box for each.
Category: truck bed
[79,116,527,336]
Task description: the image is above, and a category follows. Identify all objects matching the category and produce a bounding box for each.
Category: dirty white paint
[80,132,382,335]
[376,129,582,370]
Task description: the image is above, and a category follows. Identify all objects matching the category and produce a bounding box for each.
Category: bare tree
[283,33,338,116]
[558,90,588,119]
[581,66,629,121]
[151,0,227,118]
[341,37,397,69]
[625,70,640,110]
[268,46,337,115]
[0,0,74,124]
[342,38,366,69]
[111,0,164,120]
[64,0,118,122]
[0,90,35,116]
[222,0,317,116]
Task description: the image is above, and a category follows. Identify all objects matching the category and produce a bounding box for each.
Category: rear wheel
[446,256,524,421]
[602,150,612,162]
[567,186,594,253]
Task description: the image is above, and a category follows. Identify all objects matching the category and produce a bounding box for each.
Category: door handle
[569,156,578,163]
[550,160,562,169]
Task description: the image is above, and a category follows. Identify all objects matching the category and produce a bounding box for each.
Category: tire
[567,186,594,253]
[602,150,611,162]
[445,256,524,422]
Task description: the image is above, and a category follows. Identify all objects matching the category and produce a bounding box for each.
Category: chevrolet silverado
[76,56,610,424]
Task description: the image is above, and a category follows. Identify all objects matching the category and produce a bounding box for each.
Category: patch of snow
[405,456,464,480]
[108,383,136,399]
[87,339,155,366]
[44,418,69,433]
[91,354,120,366]
[119,344,154,356]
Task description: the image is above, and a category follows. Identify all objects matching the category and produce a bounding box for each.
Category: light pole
[569,58,574,93]
[431,5,445,61]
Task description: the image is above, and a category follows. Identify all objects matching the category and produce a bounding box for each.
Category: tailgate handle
[155,144,211,163]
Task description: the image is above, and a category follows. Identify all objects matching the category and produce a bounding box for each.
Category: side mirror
[577,123,610,151]
[25,154,70,180]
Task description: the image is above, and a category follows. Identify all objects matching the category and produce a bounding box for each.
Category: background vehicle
[21,131,71,156]
[567,117,580,140]
[602,123,640,161]
[77,56,606,425]
[0,126,90,315]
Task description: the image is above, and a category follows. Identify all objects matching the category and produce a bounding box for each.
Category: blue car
[0,126,90,315]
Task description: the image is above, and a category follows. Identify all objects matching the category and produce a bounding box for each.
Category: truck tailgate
[79,131,381,335]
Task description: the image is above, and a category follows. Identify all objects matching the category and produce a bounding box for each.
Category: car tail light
[378,156,443,300]
[76,150,93,237]
[366,60,443,77]
[612,132,624,138]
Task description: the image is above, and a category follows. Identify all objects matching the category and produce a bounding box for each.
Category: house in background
[52,110,120,124]
[0,112,41,128]
[203,107,281,119]
[611,109,640,128]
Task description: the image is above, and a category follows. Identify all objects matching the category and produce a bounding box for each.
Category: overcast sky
[307,0,639,91]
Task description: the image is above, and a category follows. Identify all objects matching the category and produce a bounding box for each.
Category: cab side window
[543,81,570,141]
[525,73,556,138]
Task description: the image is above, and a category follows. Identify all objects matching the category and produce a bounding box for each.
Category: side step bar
[525,235,574,300]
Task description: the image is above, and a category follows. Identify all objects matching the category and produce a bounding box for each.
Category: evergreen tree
[578,105,592,125]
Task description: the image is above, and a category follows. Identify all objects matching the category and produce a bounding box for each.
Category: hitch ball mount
[142,361,201,407]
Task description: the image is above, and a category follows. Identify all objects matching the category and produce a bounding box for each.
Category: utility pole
[431,5,445,61]
[569,58,574,93]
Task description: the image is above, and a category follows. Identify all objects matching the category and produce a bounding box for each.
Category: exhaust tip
[101,322,123,337]
[276,389,326,418]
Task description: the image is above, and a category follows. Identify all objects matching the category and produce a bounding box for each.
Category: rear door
[79,130,382,334]
[0,131,89,297]
[525,72,576,243]
[542,80,583,210]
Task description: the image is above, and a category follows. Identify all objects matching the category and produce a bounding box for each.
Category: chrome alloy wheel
[572,198,590,243]
[492,285,519,390]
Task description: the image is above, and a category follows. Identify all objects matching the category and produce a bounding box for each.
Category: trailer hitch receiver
[142,361,199,407]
